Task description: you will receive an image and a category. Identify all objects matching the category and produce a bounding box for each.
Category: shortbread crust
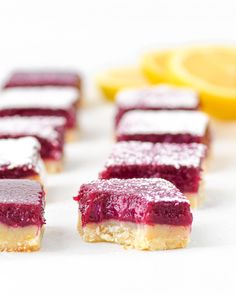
[0,223,44,252]
[78,218,191,250]
[75,178,192,250]
[44,159,63,173]
[186,181,205,208]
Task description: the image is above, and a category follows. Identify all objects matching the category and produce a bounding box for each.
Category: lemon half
[96,66,150,101]
[141,50,173,84]
[168,45,236,119]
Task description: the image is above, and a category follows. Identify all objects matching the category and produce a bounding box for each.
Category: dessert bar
[0,87,78,141]
[100,141,206,207]
[0,116,66,173]
[116,110,210,146]
[74,178,193,250]
[4,70,81,90]
[0,179,45,252]
[115,85,199,125]
[0,137,45,183]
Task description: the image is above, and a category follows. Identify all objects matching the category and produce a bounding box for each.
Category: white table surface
[0,0,236,294]
[1,103,236,295]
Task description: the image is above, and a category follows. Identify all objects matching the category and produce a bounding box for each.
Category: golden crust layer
[77,218,191,250]
[65,128,78,142]
[25,174,43,185]
[44,159,63,173]
[186,180,205,208]
[0,224,44,252]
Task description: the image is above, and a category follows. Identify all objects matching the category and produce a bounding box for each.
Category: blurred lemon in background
[97,46,236,120]
[96,66,150,101]
[140,49,173,84]
[168,46,236,120]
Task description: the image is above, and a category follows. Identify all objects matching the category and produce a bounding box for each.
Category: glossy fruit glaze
[117,133,203,144]
[0,116,65,161]
[74,178,192,227]
[116,110,209,145]
[99,142,206,193]
[0,133,63,161]
[4,71,81,89]
[0,179,45,227]
[0,166,38,179]
[0,107,76,129]
[115,85,199,125]
[0,137,41,179]
[100,165,201,193]
[115,106,198,126]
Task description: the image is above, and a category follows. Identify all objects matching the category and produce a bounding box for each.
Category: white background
[1,1,236,294]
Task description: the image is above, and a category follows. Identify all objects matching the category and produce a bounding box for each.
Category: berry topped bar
[0,179,45,252]
[4,70,81,90]
[116,110,210,146]
[0,137,44,183]
[74,178,193,250]
[0,87,78,141]
[115,85,199,125]
[100,141,206,207]
[0,116,66,173]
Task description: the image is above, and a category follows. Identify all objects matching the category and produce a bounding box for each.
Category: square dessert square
[0,116,66,173]
[4,70,81,90]
[0,87,78,141]
[99,141,206,208]
[74,178,193,250]
[0,137,45,184]
[115,85,200,125]
[0,179,45,252]
[116,110,210,147]
[3,70,82,108]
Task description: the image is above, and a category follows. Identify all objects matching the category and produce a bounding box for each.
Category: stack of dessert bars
[0,70,82,251]
[74,85,210,251]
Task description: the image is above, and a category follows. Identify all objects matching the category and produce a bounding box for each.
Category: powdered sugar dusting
[82,178,188,203]
[0,137,41,172]
[0,87,78,109]
[105,141,206,168]
[0,116,65,141]
[0,179,43,205]
[117,110,209,136]
[116,85,199,109]
[5,71,80,87]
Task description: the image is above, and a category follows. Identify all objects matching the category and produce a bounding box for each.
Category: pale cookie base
[199,146,212,173]
[26,174,43,184]
[76,92,82,109]
[78,218,191,251]
[4,174,42,184]
[0,224,44,252]
[65,128,78,142]
[25,174,47,192]
[185,180,205,208]
[44,159,63,173]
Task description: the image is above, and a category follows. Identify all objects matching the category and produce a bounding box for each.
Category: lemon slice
[141,50,173,83]
[168,45,236,119]
[96,66,150,101]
